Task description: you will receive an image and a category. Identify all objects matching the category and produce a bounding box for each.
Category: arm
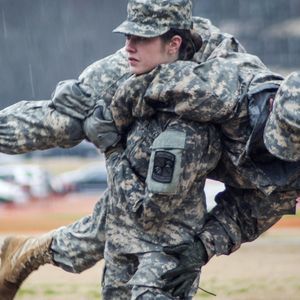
[161,186,298,297]
[110,60,241,127]
[52,48,130,121]
[0,49,129,155]
[199,187,297,259]
[112,53,281,130]
[0,100,84,154]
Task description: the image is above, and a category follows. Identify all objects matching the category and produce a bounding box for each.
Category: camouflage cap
[113,0,193,37]
[264,72,300,161]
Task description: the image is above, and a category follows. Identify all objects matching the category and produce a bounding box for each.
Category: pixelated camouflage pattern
[0,17,246,155]
[108,44,300,260]
[54,22,299,272]
[103,114,220,297]
[0,100,84,154]
[192,17,247,64]
[103,250,182,299]
[113,0,193,37]
[112,53,281,127]
[106,117,220,245]
[0,16,297,277]
[51,190,109,273]
[78,49,130,108]
[110,70,158,134]
[111,58,244,129]
[0,49,129,155]
[110,51,299,195]
[0,17,243,154]
[51,79,96,120]
[264,71,300,161]
[200,188,298,258]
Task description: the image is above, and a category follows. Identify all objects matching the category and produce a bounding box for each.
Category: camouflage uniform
[0,100,84,154]
[77,2,223,298]
[51,38,300,278]
[102,111,220,299]
[113,0,193,37]
[112,53,300,258]
[264,71,300,162]
[0,11,298,294]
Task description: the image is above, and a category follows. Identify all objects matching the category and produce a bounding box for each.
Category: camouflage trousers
[102,250,199,299]
[50,191,109,273]
[50,189,200,299]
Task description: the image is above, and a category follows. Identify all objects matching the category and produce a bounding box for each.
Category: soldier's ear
[167,35,182,55]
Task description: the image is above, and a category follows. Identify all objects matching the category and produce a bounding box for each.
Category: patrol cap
[264,72,300,161]
[113,0,193,37]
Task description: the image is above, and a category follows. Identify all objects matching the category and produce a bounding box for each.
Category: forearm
[200,187,297,260]
[0,100,84,154]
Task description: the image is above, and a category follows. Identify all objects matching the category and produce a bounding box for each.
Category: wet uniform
[0,17,299,295]
[110,51,300,258]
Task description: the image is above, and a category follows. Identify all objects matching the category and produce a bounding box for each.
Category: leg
[51,190,109,273]
[130,252,199,300]
[0,190,109,299]
[102,251,139,300]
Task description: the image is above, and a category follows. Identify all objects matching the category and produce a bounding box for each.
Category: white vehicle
[0,165,53,198]
[52,162,107,194]
[0,179,29,204]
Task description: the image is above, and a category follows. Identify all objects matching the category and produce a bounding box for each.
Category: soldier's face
[125,34,176,75]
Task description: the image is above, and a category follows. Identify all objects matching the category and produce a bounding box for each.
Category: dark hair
[160,28,202,60]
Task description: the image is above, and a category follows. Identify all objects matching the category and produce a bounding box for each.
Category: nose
[125,36,136,53]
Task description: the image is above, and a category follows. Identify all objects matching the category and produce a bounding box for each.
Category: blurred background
[0,1,299,299]
[0,0,300,109]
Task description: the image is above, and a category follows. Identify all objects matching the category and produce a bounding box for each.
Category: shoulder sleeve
[0,100,84,154]
[79,48,129,102]
[144,59,241,123]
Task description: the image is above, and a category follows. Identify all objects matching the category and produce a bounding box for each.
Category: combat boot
[0,233,54,300]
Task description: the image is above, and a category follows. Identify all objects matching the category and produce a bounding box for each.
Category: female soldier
[0,0,299,299]
[1,1,221,299]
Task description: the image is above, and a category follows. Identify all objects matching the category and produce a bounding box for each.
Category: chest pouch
[146,130,186,194]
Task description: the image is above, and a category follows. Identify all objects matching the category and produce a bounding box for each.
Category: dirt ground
[1,194,300,300]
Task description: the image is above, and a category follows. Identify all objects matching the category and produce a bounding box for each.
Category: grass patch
[86,289,101,299]
[17,288,37,296]
[226,286,251,295]
[18,283,101,299]
[43,288,61,296]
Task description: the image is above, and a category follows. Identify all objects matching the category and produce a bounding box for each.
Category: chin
[130,68,143,75]
[132,68,153,76]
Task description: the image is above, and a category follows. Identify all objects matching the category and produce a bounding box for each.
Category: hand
[83,100,121,153]
[161,239,208,299]
[51,79,95,120]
